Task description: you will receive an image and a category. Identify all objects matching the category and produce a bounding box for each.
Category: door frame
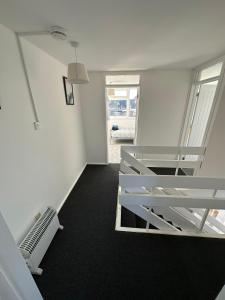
[105,84,140,164]
[180,56,225,149]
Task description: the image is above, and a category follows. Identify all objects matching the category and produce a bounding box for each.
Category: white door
[185,62,223,148]
[187,81,218,147]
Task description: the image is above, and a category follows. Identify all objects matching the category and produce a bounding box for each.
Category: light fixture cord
[75,47,78,63]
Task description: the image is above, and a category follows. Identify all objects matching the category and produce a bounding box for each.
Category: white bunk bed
[116,145,225,238]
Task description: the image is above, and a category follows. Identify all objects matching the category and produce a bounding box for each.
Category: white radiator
[19,207,63,275]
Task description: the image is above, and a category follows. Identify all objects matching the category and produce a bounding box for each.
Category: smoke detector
[49,26,67,40]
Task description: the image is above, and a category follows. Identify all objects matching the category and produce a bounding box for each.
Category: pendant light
[67,41,89,84]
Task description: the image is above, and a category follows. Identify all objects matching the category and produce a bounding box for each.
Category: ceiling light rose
[67,41,89,84]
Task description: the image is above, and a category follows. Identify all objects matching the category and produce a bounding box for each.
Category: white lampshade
[67,62,89,84]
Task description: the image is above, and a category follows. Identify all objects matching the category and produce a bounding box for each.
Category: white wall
[198,86,225,177]
[79,72,107,164]
[80,70,192,163]
[137,70,192,146]
[0,24,86,242]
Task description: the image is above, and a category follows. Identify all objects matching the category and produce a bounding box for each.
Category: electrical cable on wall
[14,26,89,130]
[15,33,40,130]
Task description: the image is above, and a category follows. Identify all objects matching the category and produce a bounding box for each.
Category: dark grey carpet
[35,164,225,300]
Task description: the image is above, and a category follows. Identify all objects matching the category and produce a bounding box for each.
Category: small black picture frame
[63,76,74,105]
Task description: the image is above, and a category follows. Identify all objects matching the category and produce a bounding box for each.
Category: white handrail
[119,174,225,190]
[118,145,225,238]
[121,145,206,155]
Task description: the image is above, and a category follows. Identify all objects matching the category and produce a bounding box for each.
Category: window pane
[199,62,223,81]
[129,111,136,117]
[106,75,140,85]
[129,99,137,117]
[109,100,127,116]
[130,99,136,110]
[129,88,138,99]
[115,89,127,97]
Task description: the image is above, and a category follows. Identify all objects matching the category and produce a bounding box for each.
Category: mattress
[111,128,135,139]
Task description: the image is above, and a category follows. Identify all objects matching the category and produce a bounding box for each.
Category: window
[130,88,138,99]
[129,99,136,117]
[108,98,137,117]
[199,62,223,81]
[109,100,127,117]
[105,75,140,85]
[115,90,127,97]
[107,87,138,118]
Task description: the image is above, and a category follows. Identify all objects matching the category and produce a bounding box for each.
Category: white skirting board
[17,164,87,244]
[57,163,87,213]
[87,162,108,165]
[57,162,109,213]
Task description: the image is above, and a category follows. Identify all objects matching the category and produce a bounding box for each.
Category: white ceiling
[1,0,225,71]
